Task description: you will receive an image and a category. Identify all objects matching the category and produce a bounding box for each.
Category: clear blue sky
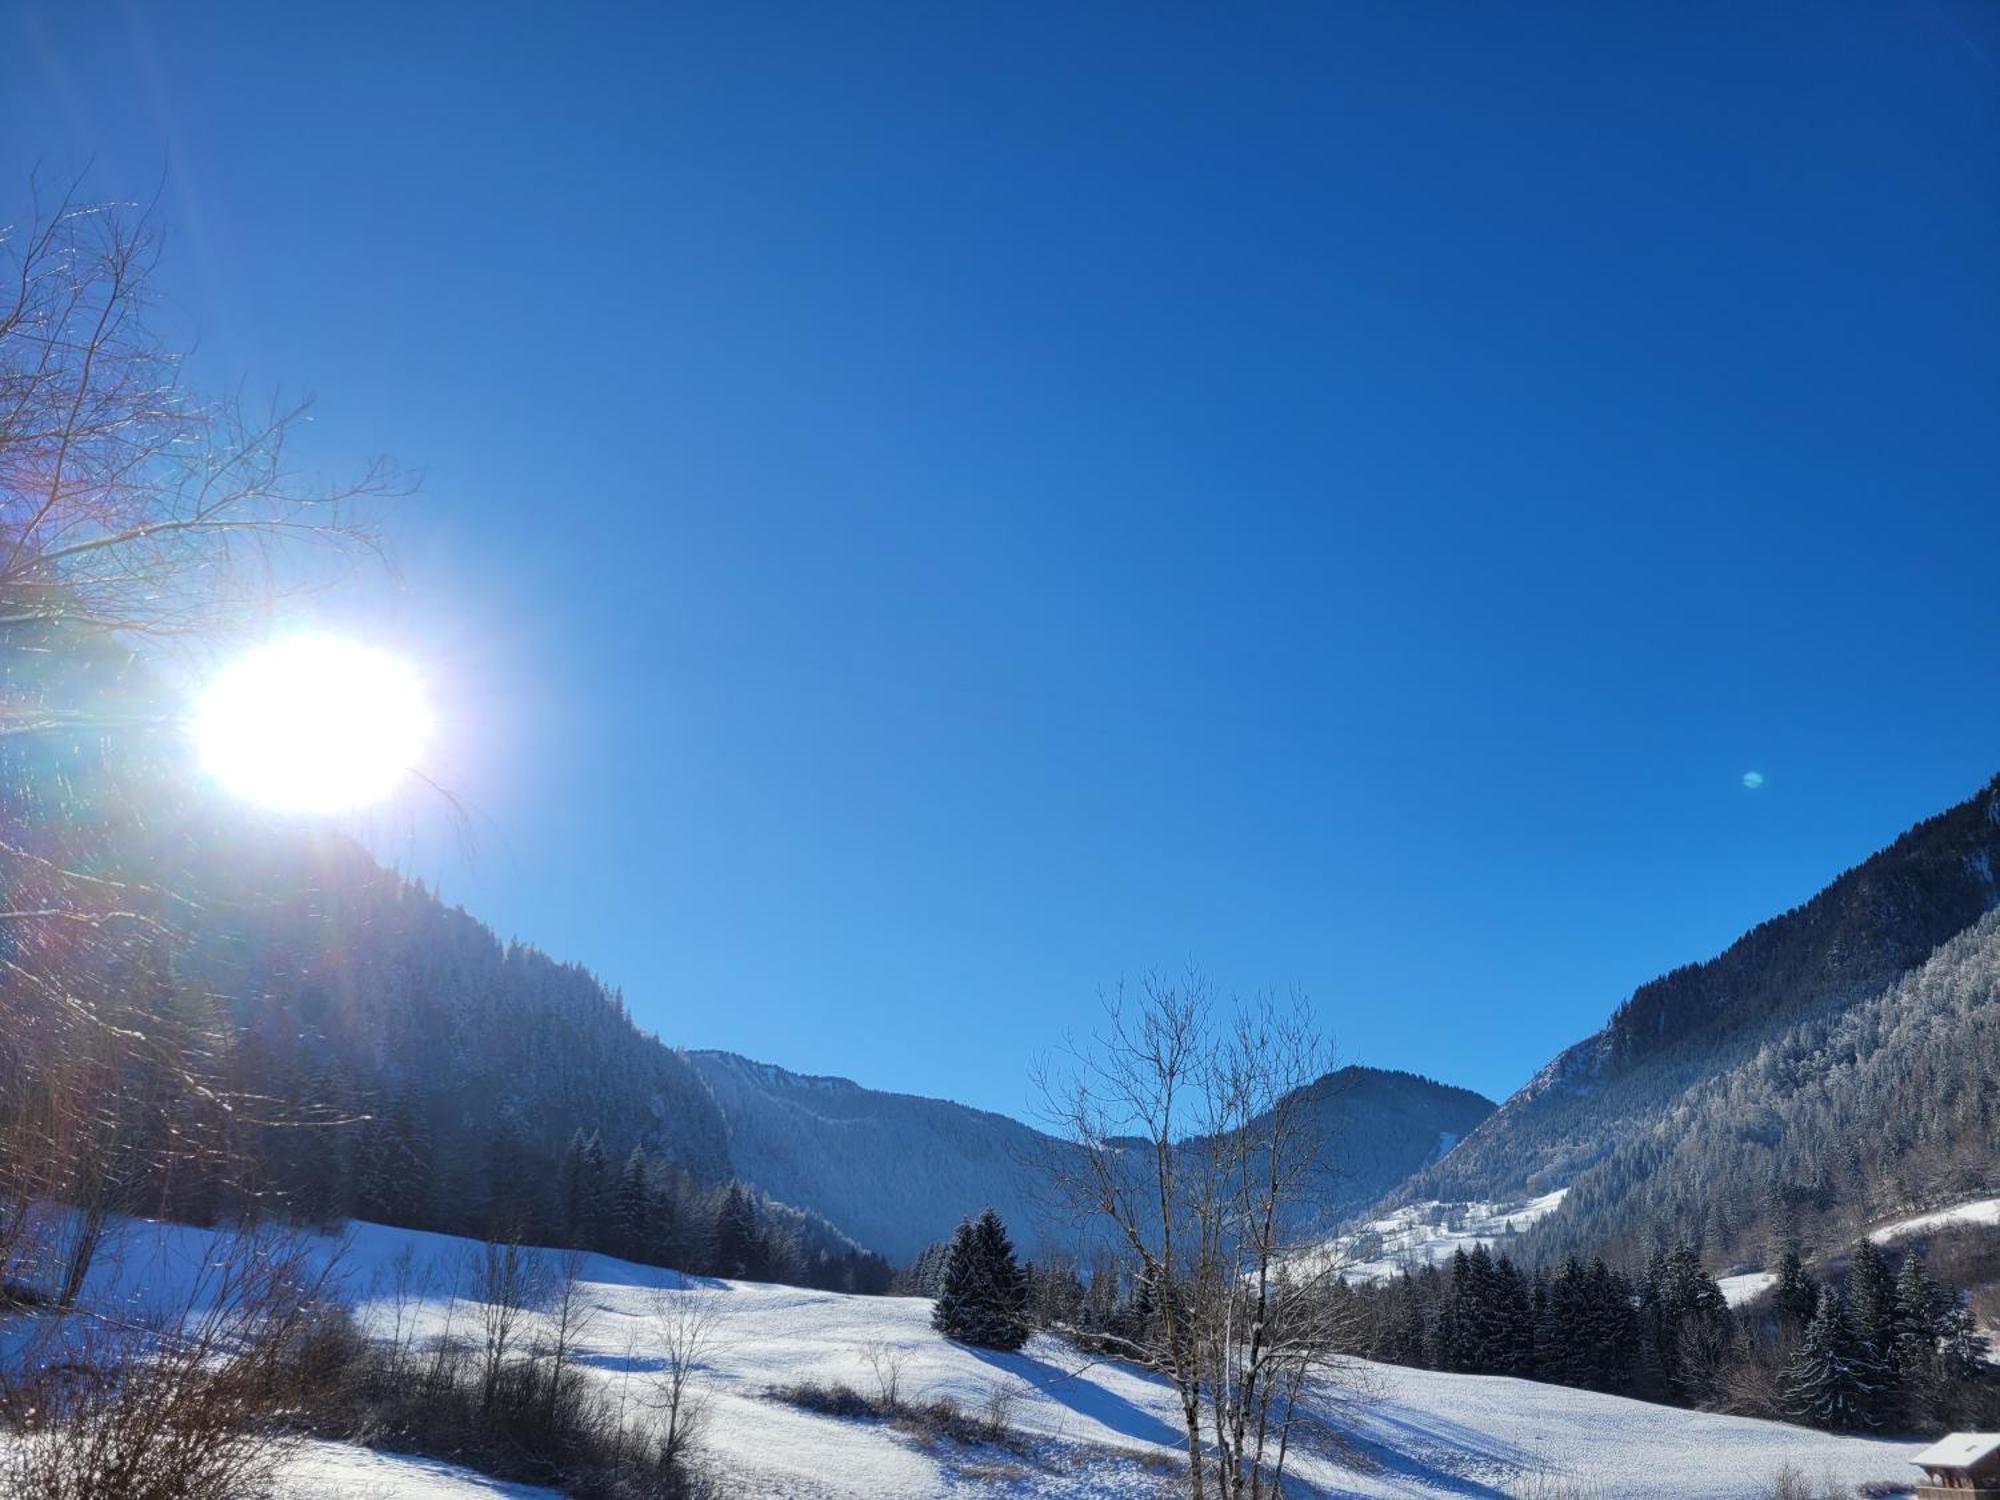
[8,2,1996,1121]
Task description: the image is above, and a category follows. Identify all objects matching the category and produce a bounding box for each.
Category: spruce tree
[1772,1247,1818,1333]
[932,1208,1029,1351]
[1846,1239,1897,1367]
[713,1182,763,1279]
[614,1145,651,1258]
[1782,1289,1883,1431]
[1582,1259,1638,1394]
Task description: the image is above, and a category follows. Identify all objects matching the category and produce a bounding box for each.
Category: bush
[768,1379,880,1420]
[267,1300,711,1500]
[0,1233,326,1500]
[1765,1466,1856,1500]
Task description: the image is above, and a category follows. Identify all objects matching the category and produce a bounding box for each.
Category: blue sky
[7,1,1996,1120]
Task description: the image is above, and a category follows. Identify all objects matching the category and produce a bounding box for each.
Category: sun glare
[192,636,430,814]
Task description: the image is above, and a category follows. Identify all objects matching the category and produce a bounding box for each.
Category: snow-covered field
[1718,1271,1779,1308]
[18,1213,1932,1499]
[1326,1189,1571,1284]
[282,1443,562,1499]
[1868,1196,2000,1245]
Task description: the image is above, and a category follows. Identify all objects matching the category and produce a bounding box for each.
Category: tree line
[1340,1235,1995,1433]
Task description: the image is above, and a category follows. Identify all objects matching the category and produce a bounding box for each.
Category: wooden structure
[1913,1434,2000,1499]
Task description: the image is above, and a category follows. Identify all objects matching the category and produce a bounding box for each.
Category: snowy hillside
[1869,1197,2000,1245]
[1321,1190,1571,1284]
[49,1214,1926,1499]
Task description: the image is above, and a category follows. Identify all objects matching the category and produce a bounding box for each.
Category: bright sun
[192,636,430,814]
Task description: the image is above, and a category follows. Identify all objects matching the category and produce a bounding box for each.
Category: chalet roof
[1912,1433,2000,1470]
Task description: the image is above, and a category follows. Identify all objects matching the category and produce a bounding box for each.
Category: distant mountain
[1262,1067,1495,1220]
[692,1052,1494,1262]
[1397,771,2000,1264]
[688,1052,1056,1262]
[1520,906,2000,1270]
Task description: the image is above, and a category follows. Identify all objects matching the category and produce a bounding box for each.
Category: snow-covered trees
[1641,1244,1732,1398]
[931,1208,1029,1351]
[1348,1226,1994,1436]
[1772,1248,1819,1333]
[1781,1289,1883,1431]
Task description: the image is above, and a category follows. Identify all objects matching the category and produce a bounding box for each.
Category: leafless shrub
[768,1378,878,1419]
[468,1236,543,1411]
[0,1229,331,1500]
[643,1284,724,1480]
[1764,1466,1858,1500]
[859,1337,908,1410]
[979,1380,1020,1440]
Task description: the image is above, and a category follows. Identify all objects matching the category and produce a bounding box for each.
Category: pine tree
[1580,1259,1638,1394]
[1493,1254,1535,1375]
[1846,1239,1897,1368]
[615,1145,652,1258]
[713,1182,763,1279]
[1890,1251,1942,1372]
[932,1208,1029,1351]
[1643,1243,1729,1399]
[1782,1289,1884,1431]
[1772,1247,1818,1333]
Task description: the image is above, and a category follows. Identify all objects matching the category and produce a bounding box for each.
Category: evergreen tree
[1582,1259,1639,1394]
[615,1144,652,1258]
[932,1208,1029,1351]
[1772,1247,1818,1333]
[1492,1254,1535,1375]
[1642,1243,1729,1398]
[1782,1289,1884,1431]
[713,1182,764,1279]
[1846,1238,1897,1368]
[1542,1258,1594,1387]
[1889,1250,1942,1374]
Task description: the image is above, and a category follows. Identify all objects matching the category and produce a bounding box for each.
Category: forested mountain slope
[690,1052,1058,1260]
[3,708,880,1280]
[1407,773,2000,1208]
[177,822,739,1232]
[1262,1066,1494,1220]
[695,1053,1494,1261]
[1519,906,2000,1270]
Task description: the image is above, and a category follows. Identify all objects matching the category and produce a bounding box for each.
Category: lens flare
[192,636,430,814]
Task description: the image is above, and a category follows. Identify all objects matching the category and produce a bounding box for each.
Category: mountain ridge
[1390,770,2000,1258]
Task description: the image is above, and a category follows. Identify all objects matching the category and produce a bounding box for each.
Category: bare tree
[1036,974,1357,1500]
[0,179,398,1307]
[535,1246,599,1423]
[0,183,396,672]
[470,1237,542,1412]
[1037,974,1214,1492]
[643,1284,723,1480]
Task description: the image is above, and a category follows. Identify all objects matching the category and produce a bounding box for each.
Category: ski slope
[26,1214,1929,1499]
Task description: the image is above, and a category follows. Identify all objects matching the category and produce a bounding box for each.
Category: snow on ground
[280,1442,563,1499]
[1868,1196,2000,1245]
[21,1213,1929,1499]
[1325,1189,1571,1284]
[1718,1271,1778,1308]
